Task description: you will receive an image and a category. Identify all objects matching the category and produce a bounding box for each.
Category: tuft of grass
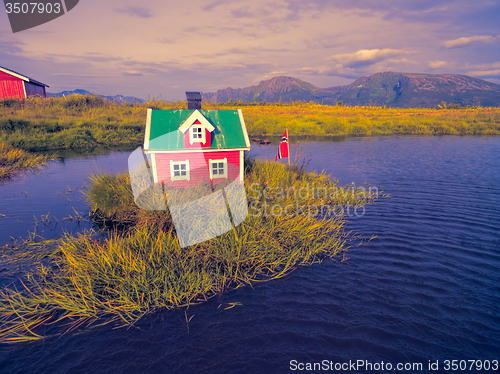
[85,172,172,230]
[0,159,377,342]
[0,142,51,179]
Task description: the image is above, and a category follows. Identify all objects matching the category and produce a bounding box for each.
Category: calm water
[1,136,499,373]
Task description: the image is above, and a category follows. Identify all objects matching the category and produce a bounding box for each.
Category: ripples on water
[1,136,499,373]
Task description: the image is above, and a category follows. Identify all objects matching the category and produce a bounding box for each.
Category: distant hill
[47,89,145,104]
[202,76,342,105]
[203,72,500,108]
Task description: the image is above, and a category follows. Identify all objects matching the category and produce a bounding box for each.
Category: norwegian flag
[275,130,289,161]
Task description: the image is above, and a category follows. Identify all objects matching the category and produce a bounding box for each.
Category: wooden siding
[0,71,25,99]
[155,150,241,188]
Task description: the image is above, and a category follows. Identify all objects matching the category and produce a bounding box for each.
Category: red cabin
[0,66,48,100]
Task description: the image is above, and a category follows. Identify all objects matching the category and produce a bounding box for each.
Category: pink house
[143,93,250,188]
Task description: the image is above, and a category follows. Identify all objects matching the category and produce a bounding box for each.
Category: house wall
[0,71,25,99]
[24,82,46,98]
[154,150,241,188]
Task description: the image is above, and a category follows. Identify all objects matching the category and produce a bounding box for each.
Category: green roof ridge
[147,109,249,151]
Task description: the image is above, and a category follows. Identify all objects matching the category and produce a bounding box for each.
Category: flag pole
[287,128,290,167]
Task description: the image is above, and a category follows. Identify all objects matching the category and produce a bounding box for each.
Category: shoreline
[1,97,499,155]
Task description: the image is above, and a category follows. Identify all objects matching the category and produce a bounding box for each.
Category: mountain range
[202,72,500,108]
[47,72,500,108]
[47,89,144,104]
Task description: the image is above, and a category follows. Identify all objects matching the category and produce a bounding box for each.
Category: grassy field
[1,96,499,154]
[0,159,377,342]
[242,103,500,136]
[0,96,149,152]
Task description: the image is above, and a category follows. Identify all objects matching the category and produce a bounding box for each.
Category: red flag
[275,130,289,161]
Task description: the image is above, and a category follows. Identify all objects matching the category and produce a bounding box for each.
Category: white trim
[170,159,190,181]
[0,67,29,82]
[22,81,27,99]
[151,153,158,183]
[144,147,250,154]
[179,110,215,133]
[144,108,152,150]
[240,150,244,182]
[209,158,228,179]
[238,109,251,148]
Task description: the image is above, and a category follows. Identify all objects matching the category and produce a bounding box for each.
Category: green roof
[145,109,250,151]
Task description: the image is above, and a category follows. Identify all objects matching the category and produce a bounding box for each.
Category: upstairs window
[209,158,228,179]
[179,113,214,146]
[170,160,190,181]
[192,126,203,139]
[190,120,206,144]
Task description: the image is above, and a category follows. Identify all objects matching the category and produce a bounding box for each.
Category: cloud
[231,7,254,18]
[466,62,500,78]
[116,6,153,19]
[443,35,500,48]
[158,38,175,44]
[183,26,202,33]
[329,49,405,68]
[429,60,450,69]
[279,0,500,34]
[202,0,233,12]
[5,0,499,99]
[283,0,460,22]
[312,49,418,80]
[0,40,25,55]
[123,71,143,77]
[50,73,108,78]
[467,69,500,78]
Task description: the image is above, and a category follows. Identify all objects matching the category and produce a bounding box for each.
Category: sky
[1,0,499,100]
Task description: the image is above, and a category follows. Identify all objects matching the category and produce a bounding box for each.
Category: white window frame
[170,160,190,181]
[209,158,228,179]
[190,125,206,145]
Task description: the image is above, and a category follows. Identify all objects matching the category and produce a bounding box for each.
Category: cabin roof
[145,109,250,151]
[0,66,49,87]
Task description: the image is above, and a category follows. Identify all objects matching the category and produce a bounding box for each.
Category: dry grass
[0,142,50,179]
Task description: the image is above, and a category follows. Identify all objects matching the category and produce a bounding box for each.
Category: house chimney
[186,91,202,110]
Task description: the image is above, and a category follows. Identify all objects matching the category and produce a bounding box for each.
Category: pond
[1,136,499,373]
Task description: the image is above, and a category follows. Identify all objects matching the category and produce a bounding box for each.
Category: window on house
[192,127,202,139]
[190,126,205,144]
[174,163,186,176]
[170,160,190,181]
[209,158,228,179]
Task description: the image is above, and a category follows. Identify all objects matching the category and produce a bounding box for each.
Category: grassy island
[0,159,377,343]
